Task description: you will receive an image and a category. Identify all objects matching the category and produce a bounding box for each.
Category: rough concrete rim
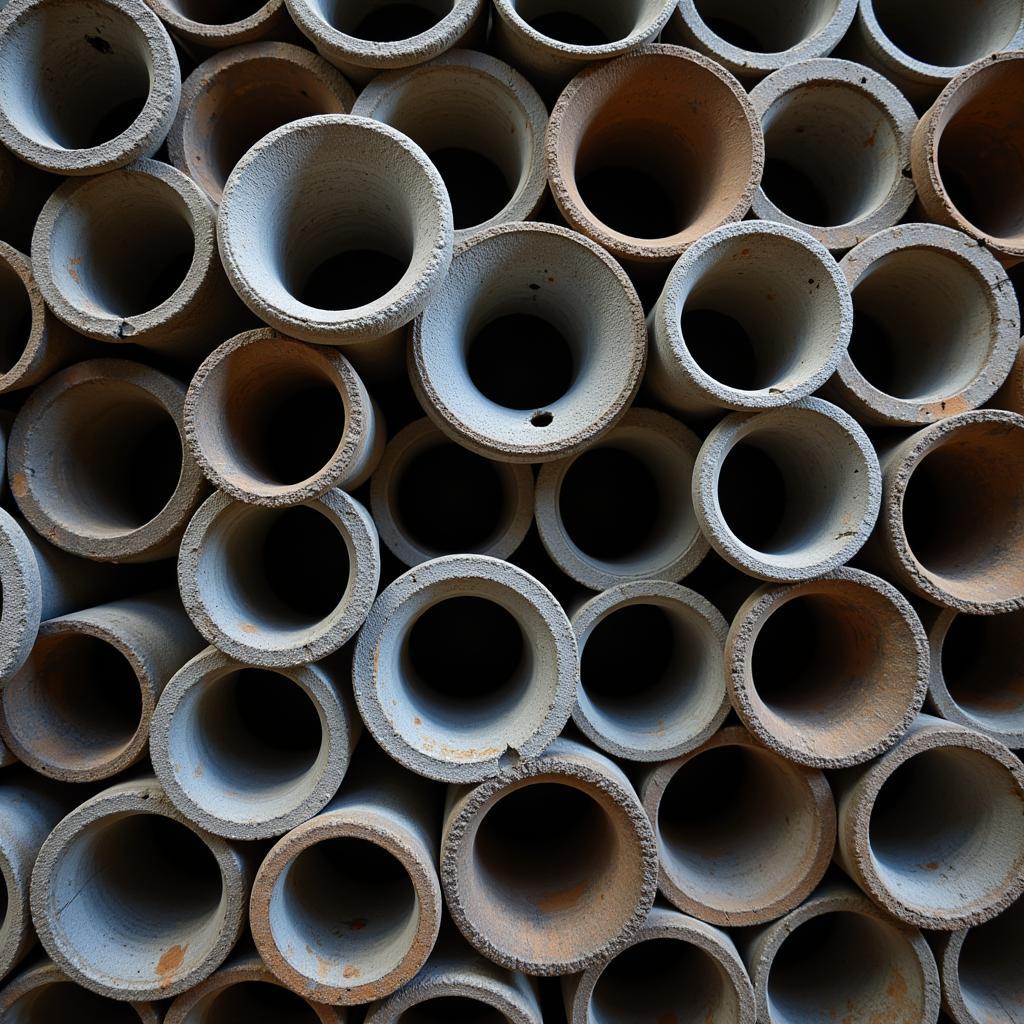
[145,0,288,47]
[0,828,29,981]
[0,241,57,394]
[0,508,42,684]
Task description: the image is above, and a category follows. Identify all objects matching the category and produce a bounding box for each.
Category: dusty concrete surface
[145,0,293,50]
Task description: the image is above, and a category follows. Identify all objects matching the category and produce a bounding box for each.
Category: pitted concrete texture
[834,714,1024,930]
[0,0,181,175]
[169,42,356,208]
[827,224,1020,426]
[571,580,730,762]
[185,328,385,507]
[353,554,577,783]
[727,567,929,769]
[370,418,535,568]
[546,45,764,265]
[441,736,658,975]
[353,49,548,243]
[664,0,858,80]
[30,776,250,1001]
[742,881,941,1024]
[218,115,453,346]
[641,726,835,927]
[693,397,882,582]
[8,358,207,563]
[144,0,292,50]
[646,222,852,416]
[286,0,486,85]
[749,59,917,251]
[411,222,647,464]
[0,591,203,783]
[178,488,380,667]
[993,341,1024,416]
[564,905,756,1024]
[0,510,42,685]
[151,646,361,841]
[31,159,248,357]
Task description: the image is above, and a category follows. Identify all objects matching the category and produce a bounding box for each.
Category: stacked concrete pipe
[144,0,295,51]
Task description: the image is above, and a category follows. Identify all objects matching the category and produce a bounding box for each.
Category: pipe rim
[0,508,42,684]
[0,242,53,395]
[145,0,286,39]
[0,843,27,980]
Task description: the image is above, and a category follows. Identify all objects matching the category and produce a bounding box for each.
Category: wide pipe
[144,0,294,50]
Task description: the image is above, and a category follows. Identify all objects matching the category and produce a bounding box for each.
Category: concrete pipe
[185,329,385,507]
[352,554,577,784]
[663,0,858,81]
[351,50,548,243]
[571,581,729,762]
[563,906,755,1024]
[441,737,658,975]
[151,646,361,840]
[168,43,355,209]
[692,397,882,582]
[912,51,1024,265]
[177,488,380,668]
[411,222,646,464]
[0,591,204,783]
[250,746,443,1005]
[0,142,60,254]
[164,950,345,1024]
[869,409,1024,613]
[742,882,941,1024]
[834,714,1024,929]
[144,0,293,50]
[827,224,1021,426]
[0,0,180,176]
[641,727,835,926]
[31,159,247,358]
[218,115,453,354]
[856,0,1024,105]
[30,777,250,1001]
[370,418,534,568]
[546,45,764,266]
[285,0,486,85]
[0,960,160,1023]
[0,772,72,981]
[936,895,1024,1024]
[748,59,918,252]
[534,409,707,589]
[646,222,852,417]
[7,359,206,563]
[993,340,1024,416]
[926,608,1024,749]
[726,567,929,769]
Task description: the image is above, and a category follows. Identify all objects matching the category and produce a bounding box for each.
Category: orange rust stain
[413,717,422,726]
[345,918,368,930]
[342,965,360,979]
[864,127,878,147]
[536,878,589,914]
[740,247,751,256]
[156,944,188,989]
[240,622,259,634]
[887,969,907,1001]
[10,472,28,498]
[923,862,939,872]
[67,256,81,283]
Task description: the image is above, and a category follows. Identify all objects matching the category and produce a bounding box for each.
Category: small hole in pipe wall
[531,411,554,427]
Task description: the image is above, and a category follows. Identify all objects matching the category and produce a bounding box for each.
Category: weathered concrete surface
[145,0,293,50]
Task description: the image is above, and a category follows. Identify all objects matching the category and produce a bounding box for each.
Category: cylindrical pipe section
[30,777,250,1001]
[144,0,293,50]
[641,727,835,926]
[411,222,646,463]
[749,59,918,251]
[563,906,756,1024]
[185,329,385,507]
[992,340,1024,416]
[834,714,1024,929]
[646,222,852,416]
[0,591,203,783]
[441,737,658,975]
[692,397,881,581]
[352,49,547,243]
[169,42,356,208]
[0,0,181,176]
[572,581,729,762]
[727,567,929,768]
[353,554,577,783]
[370,418,534,568]
[742,882,941,1024]
[177,488,380,667]
[151,646,361,840]
[546,45,764,266]
[8,359,207,563]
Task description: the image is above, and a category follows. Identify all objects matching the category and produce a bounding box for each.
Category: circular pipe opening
[956,897,1024,1024]
[161,0,270,24]
[309,0,456,40]
[5,981,143,1023]
[195,980,322,1024]
[398,998,507,1024]
[0,256,32,376]
[506,0,662,45]
[692,0,840,52]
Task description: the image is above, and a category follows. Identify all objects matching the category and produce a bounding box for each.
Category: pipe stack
[0,1,1021,1022]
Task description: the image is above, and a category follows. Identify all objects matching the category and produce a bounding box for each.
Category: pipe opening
[590,937,736,1024]
[693,0,840,52]
[766,911,924,1024]
[275,836,420,987]
[871,0,1023,67]
[507,0,660,44]
[5,981,142,1023]
[941,612,1024,733]
[311,0,455,40]
[162,0,270,23]
[956,895,1024,1024]
[658,744,821,913]
[430,149,511,231]
[900,420,1024,603]
[195,981,322,1024]
[299,249,407,312]
[0,258,32,375]
[50,813,226,987]
[399,998,506,1024]
[760,84,900,227]
[869,746,1024,912]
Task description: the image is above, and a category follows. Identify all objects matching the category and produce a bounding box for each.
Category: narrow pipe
[144,0,293,50]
